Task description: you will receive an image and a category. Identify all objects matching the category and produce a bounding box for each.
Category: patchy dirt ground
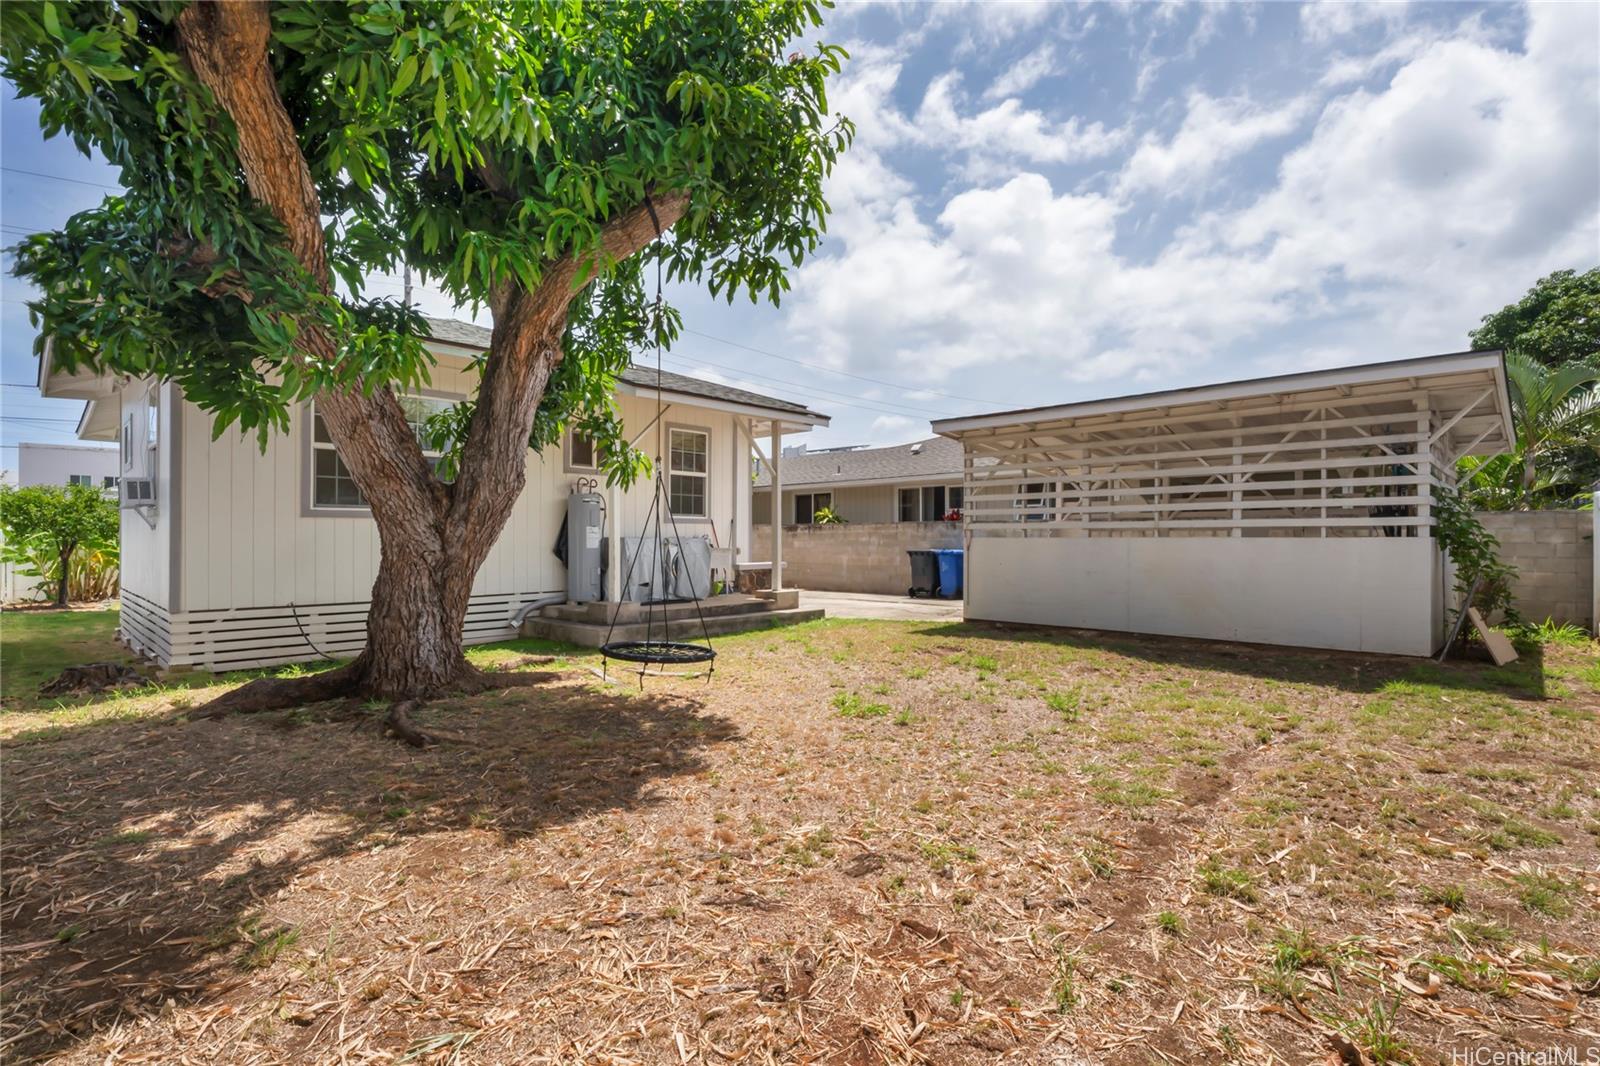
[2,616,1598,1064]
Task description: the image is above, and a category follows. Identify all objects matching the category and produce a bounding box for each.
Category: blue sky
[3,1,1598,464]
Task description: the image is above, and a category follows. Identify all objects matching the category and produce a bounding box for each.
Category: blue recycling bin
[933,548,964,599]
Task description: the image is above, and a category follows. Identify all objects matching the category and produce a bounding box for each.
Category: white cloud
[1117,92,1312,197]
[867,414,919,442]
[915,73,1127,168]
[785,2,1599,399]
[983,43,1058,99]
[1299,1,1410,43]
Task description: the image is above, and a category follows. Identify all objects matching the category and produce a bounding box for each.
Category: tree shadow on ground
[908,620,1549,700]
[0,673,737,1063]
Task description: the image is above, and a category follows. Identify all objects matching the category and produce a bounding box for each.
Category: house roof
[931,349,1512,440]
[422,317,825,423]
[754,436,963,489]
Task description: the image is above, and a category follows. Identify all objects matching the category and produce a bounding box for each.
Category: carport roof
[931,349,1515,460]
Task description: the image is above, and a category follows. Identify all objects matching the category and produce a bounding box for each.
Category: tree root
[452,664,564,695]
[187,657,563,731]
[382,700,459,747]
[188,665,360,720]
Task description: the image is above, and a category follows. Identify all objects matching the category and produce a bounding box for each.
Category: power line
[682,327,1010,410]
[658,355,939,423]
[1,165,121,191]
[662,349,960,417]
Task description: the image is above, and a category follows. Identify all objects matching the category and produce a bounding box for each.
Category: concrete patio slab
[798,590,964,621]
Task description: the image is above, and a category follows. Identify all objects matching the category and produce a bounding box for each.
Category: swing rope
[599,194,716,684]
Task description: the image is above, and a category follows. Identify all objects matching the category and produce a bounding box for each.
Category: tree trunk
[55,544,72,607]
[349,525,475,699]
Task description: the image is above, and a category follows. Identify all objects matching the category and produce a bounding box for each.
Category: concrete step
[539,594,775,625]
[521,606,825,648]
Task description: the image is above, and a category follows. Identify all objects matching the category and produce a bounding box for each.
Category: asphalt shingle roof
[753,436,962,488]
[422,316,822,419]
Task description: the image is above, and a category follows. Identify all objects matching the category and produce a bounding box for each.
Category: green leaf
[393,53,417,95]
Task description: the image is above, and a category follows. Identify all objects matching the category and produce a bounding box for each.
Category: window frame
[794,491,833,525]
[664,423,711,522]
[898,484,953,522]
[68,473,94,488]
[303,391,460,517]
[898,487,918,523]
[1018,480,1054,523]
[146,390,159,457]
[120,411,134,472]
[564,426,599,474]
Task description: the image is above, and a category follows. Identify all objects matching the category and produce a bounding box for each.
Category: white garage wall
[965,535,1444,656]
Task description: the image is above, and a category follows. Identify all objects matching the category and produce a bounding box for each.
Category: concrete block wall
[749,522,963,595]
[1473,510,1593,627]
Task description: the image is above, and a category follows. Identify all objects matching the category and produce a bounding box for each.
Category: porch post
[607,478,622,603]
[770,420,783,591]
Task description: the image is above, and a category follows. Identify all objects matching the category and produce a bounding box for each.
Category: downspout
[511,593,567,627]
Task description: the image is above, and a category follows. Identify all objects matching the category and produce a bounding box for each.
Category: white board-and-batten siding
[118,371,752,671]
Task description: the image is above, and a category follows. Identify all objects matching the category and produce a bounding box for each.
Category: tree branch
[174,1,436,529]
[443,192,691,572]
[175,3,328,290]
[528,193,691,325]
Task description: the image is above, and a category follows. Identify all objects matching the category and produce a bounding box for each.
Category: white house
[932,350,1515,657]
[37,318,826,669]
[752,436,965,526]
[16,442,120,490]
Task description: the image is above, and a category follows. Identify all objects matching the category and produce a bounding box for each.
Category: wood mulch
[2,620,1597,1063]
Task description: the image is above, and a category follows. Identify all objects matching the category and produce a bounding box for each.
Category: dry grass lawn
[2,609,1598,1064]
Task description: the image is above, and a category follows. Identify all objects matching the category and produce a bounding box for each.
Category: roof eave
[753,471,962,491]
[613,379,827,427]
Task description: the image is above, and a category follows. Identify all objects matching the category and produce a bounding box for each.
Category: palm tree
[1459,354,1599,509]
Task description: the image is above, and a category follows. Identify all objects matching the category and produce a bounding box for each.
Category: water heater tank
[566,492,605,603]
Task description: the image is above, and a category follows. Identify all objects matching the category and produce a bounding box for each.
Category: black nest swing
[598,469,718,678]
[599,197,716,682]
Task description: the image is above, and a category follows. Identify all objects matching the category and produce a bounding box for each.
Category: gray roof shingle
[422,316,822,420]
[754,436,962,488]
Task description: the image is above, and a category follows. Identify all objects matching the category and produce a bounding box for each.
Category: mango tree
[1,1,850,720]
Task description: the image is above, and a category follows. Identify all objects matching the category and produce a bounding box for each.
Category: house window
[794,492,833,524]
[667,427,708,518]
[103,476,119,490]
[1019,481,1051,522]
[898,485,949,521]
[948,486,964,513]
[310,395,453,510]
[567,428,598,471]
[68,474,94,487]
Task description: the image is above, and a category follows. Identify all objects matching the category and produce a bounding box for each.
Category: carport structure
[931,350,1514,656]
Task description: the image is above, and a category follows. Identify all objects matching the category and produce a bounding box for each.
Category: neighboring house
[752,436,964,525]
[16,441,119,490]
[934,349,1515,656]
[37,317,827,669]
[1,444,121,603]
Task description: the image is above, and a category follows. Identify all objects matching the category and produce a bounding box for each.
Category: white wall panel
[172,379,744,618]
[965,535,1442,656]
